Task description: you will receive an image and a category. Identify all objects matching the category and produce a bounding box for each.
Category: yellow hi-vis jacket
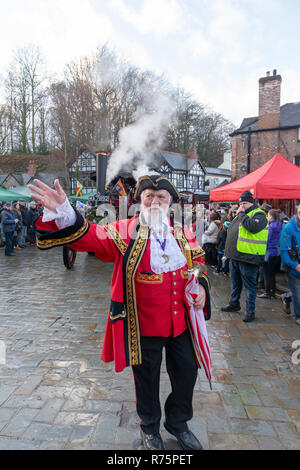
[237,208,269,256]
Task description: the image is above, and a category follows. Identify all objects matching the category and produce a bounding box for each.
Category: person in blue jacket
[1,202,17,256]
[280,205,300,326]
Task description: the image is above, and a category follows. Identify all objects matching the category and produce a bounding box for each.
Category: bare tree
[3,45,49,154]
[0,42,236,171]
[0,105,10,154]
[16,45,47,153]
[5,68,31,153]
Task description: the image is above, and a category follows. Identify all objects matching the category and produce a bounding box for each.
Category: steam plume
[106,93,175,184]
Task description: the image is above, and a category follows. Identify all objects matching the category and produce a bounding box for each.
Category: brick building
[230,70,300,180]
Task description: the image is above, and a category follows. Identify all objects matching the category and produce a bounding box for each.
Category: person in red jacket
[29,175,211,451]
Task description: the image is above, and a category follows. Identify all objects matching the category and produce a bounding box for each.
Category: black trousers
[132,330,198,435]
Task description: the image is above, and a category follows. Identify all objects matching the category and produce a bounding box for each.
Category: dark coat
[217,229,227,252]
[1,209,16,233]
[225,204,268,265]
[19,205,30,226]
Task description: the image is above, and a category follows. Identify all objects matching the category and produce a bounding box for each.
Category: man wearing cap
[1,202,18,256]
[221,190,268,322]
[29,175,211,451]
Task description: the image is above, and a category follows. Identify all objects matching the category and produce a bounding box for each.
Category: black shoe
[243,311,255,323]
[164,422,203,450]
[140,429,165,450]
[257,293,271,299]
[281,294,291,314]
[221,304,241,312]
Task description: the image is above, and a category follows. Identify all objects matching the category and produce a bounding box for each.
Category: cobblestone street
[0,246,300,450]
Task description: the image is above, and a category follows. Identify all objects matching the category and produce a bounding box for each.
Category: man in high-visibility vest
[221,190,269,322]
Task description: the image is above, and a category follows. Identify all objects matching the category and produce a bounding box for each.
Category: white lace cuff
[42,198,77,230]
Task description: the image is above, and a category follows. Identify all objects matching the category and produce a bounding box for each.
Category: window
[159,164,172,180]
[192,176,199,188]
[189,161,204,176]
[294,155,300,167]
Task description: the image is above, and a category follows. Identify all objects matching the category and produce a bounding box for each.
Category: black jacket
[224,204,268,265]
[217,229,227,252]
[19,205,30,226]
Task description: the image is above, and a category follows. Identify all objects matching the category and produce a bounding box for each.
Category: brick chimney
[187,148,198,159]
[258,69,282,129]
[27,160,37,176]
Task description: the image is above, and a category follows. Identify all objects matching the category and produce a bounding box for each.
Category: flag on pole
[76,180,83,197]
[113,179,126,197]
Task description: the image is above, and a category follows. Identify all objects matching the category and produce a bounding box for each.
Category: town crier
[29,175,211,451]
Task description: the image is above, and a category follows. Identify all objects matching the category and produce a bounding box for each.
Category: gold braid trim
[199,272,211,289]
[104,224,128,255]
[109,311,126,321]
[192,246,205,259]
[37,219,89,249]
[136,272,163,284]
[174,225,190,257]
[133,175,181,201]
[125,225,149,366]
[174,225,205,264]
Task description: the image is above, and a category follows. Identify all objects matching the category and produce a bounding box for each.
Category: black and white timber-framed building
[68,148,208,202]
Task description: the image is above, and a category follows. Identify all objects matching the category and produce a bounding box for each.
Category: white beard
[140,203,187,274]
[140,204,170,232]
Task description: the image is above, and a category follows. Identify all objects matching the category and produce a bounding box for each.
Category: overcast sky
[0,0,299,127]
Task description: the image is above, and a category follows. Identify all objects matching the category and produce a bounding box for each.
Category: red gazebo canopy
[209,153,300,202]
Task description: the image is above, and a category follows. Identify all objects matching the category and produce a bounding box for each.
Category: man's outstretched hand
[28,179,66,213]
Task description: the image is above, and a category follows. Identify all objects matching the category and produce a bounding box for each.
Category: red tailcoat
[35,212,210,373]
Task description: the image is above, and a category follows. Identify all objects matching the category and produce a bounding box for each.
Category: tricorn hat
[133,175,181,202]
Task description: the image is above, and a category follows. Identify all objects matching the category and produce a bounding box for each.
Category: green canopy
[0,187,31,202]
[7,184,35,199]
[68,191,97,202]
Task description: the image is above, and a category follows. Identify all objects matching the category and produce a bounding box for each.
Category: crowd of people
[1,191,299,327]
[0,200,43,256]
[193,194,300,326]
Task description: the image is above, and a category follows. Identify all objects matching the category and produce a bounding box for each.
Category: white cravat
[149,224,186,274]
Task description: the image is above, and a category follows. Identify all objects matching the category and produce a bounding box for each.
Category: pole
[95,152,110,203]
[247,127,252,174]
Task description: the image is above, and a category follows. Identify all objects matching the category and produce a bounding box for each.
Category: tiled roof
[233,102,300,134]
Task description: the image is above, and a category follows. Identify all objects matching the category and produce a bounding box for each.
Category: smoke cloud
[106,92,176,184]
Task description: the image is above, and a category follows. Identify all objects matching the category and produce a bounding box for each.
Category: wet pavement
[0,245,299,450]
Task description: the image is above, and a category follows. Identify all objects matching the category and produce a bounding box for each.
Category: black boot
[243,311,255,323]
[164,422,203,450]
[140,429,165,450]
[221,304,241,312]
